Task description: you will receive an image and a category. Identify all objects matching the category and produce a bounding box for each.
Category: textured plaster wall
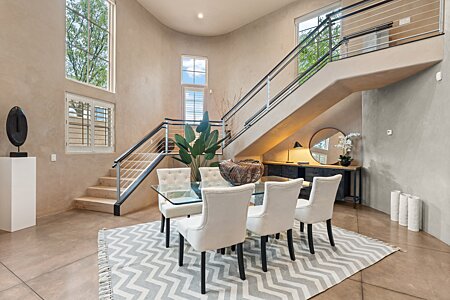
[361,0,450,244]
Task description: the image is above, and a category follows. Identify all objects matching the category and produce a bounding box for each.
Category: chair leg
[179,234,184,266]
[300,222,304,233]
[160,214,165,233]
[307,224,315,254]
[261,236,268,272]
[231,245,236,252]
[287,229,295,261]
[237,243,246,280]
[220,248,225,255]
[187,215,190,218]
[326,219,335,247]
[201,251,206,294]
[275,233,280,240]
[165,218,170,248]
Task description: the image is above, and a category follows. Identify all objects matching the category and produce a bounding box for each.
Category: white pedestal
[0,157,36,232]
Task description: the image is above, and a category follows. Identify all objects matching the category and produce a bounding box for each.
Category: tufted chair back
[185,184,255,251]
[305,175,342,223]
[157,168,191,207]
[199,167,229,188]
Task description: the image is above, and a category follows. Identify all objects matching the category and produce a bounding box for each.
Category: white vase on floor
[398,193,409,227]
[407,195,422,232]
[390,190,401,222]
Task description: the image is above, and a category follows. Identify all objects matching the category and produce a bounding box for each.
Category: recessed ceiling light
[197,12,204,19]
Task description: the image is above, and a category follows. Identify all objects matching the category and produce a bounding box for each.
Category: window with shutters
[181,55,207,122]
[65,92,115,153]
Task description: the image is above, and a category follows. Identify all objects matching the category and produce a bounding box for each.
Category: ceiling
[137,0,299,36]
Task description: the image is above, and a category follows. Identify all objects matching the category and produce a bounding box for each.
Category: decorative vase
[219,159,264,186]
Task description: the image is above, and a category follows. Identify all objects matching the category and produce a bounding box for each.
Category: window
[65,0,115,91]
[181,56,207,86]
[183,87,205,121]
[313,138,329,150]
[295,3,340,74]
[181,56,207,121]
[65,93,115,153]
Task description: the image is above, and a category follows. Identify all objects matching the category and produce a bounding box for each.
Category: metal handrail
[222,0,444,147]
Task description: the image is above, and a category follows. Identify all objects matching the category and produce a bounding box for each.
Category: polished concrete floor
[0,202,448,300]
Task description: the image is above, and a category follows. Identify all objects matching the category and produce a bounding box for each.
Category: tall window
[181,56,208,121]
[66,93,115,153]
[295,4,340,74]
[65,0,115,91]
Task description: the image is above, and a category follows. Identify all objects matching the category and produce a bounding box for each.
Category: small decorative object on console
[6,106,28,157]
[335,133,360,167]
[219,159,264,186]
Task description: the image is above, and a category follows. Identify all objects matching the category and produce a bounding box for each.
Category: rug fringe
[98,228,113,300]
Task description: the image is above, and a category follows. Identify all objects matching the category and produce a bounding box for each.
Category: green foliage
[65,0,110,89]
[171,112,226,181]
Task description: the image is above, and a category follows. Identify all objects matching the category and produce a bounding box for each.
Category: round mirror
[309,128,345,165]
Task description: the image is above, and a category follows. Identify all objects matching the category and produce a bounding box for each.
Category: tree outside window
[65,0,114,90]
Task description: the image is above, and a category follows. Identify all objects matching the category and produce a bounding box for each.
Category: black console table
[263,161,362,206]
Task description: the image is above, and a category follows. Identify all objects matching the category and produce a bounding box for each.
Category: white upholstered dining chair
[295,174,342,254]
[246,178,304,272]
[156,168,202,248]
[177,184,255,295]
[199,167,229,188]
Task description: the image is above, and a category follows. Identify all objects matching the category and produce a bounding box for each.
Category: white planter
[398,193,409,227]
[0,157,36,232]
[390,190,401,222]
[407,195,422,232]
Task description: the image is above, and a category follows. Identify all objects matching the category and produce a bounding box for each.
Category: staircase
[74,0,445,215]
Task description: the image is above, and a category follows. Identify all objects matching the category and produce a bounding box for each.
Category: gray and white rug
[98,220,397,300]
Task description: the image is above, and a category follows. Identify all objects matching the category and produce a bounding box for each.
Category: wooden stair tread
[74,196,116,205]
[99,176,134,181]
[88,185,116,191]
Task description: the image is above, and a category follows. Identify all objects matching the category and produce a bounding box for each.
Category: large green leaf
[209,161,220,167]
[173,134,189,151]
[196,111,210,133]
[204,152,215,160]
[191,138,206,157]
[205,144,219,154]
[205,130,219,149]
[184,124,196,143]
[178,148,192,164]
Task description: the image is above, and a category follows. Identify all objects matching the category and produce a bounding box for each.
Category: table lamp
[287,141,302,163]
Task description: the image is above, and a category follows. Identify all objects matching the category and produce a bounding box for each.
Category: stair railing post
[116,162,121,202]
[221,119,226,150]
[165,123,169,154]
[266,75,271,110]
[328,17,333,62]
[439,0,444,34]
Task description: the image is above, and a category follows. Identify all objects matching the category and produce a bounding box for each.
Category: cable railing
[111,118,225,215]
[222,0,444,146]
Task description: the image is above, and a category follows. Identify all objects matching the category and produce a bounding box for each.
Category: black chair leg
[165,218,170,248]
[300,222,304,233]
[231,245,236,252]
[287,229,295,261]
[275,233,280,240]
[178,234,184,266]
[327,219,335,247]
[187,215,190,218]
[261,236,268,272]
[220,248,225,254]
[236,243,246,280]
[160,214,165,233]
[201,252,206,294]
[307,224,315,254]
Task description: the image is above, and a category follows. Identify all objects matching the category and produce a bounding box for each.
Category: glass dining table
[151,176,312,206]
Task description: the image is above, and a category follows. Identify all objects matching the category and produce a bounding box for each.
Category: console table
[263,161,362,206]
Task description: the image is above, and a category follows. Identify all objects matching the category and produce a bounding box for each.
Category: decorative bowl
[219,159,264,186]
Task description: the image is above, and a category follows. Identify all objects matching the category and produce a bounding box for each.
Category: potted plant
[171,112,227,181]
[335,133,361,167]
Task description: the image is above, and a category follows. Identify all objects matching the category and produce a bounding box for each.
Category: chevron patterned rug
[98,220,397,300]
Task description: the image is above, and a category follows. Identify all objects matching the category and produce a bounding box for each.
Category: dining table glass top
[151,176,311,206]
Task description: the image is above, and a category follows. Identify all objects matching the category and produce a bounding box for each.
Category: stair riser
[99,177,117,187]
[87,188,116,199]
[74,200,114,214]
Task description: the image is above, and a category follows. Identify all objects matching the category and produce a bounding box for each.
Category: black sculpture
[6,106,28,157]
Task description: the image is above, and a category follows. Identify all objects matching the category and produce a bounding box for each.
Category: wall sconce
[287,141,302,163]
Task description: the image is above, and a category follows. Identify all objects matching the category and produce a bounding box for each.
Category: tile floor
[0,202,448,300]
